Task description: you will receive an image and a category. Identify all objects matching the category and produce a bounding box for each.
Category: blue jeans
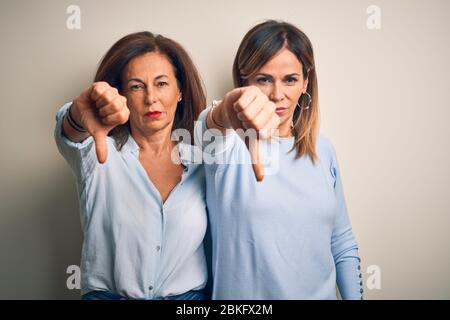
[82,289,207,300]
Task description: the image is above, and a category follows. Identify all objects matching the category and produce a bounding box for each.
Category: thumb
[93,131,108,164]
[245,137,264,182]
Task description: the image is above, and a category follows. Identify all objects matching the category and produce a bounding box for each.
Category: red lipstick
[145,111,162,118]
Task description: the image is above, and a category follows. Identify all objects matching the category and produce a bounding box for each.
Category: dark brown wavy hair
[94,31,206,149]
[233,20,319,162]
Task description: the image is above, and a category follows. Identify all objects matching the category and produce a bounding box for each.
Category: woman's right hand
[211,86,280,182]
[69,81,130,163]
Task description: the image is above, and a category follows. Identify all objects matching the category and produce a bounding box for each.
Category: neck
[131,125,175,156]
[277,120,294,138]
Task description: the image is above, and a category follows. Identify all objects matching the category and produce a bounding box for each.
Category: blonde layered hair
[233,20,319,163]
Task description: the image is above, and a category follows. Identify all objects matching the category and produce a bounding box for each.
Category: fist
[223,85,280,140]
[72,81,130,163]
[221,86,280,181]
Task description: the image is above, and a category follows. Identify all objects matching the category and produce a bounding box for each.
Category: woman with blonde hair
[197,20,362,299]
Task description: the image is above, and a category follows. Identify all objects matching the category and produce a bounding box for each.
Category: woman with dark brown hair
[197,20,362,299]
[54,31,208,300]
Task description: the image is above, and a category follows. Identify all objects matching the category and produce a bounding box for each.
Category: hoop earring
[291,104,299,129]
[297,92,312,110]
[292,92,311,129]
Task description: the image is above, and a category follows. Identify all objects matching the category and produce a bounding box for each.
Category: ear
[302,78,309,93]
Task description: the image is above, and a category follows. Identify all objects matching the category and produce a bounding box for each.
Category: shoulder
[316,134,341,184]
[316,134,337,163]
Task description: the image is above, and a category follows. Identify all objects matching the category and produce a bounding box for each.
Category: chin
[281,113,294,125]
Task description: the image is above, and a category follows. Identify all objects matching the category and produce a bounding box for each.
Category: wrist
[67,102,87,133]
[213,100,230,128]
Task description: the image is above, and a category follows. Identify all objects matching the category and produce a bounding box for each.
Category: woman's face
[247,47,308,134]
[122,51,181,135]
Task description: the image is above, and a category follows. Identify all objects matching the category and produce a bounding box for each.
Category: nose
[144,86,158,105]
[269,81,284,102]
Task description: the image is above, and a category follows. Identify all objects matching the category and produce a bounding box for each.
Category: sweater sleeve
[328,142,364,300]
[194,104,241,167]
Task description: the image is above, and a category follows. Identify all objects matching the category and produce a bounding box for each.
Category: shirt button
[357,265,361,270]
[360,288,364,294]
[156,245,161,252]
[149,285,153,290]
[359,273,362,278]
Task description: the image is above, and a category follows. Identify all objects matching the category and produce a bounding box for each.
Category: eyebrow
[255,73,301,78]
[126,78,144,84]
[125,75,169,84]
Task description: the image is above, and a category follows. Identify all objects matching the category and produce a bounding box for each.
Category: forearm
[336,252,363,300]
[62,102,90,142]
[206,100,231,133]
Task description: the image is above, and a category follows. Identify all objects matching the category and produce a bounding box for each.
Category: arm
[203,86,279,181]
[62,101,90,143]
[206,100,231,132]
[62,82,129,163]
[54,82,129,181]
[329,143,363,300]
[54,102,97,183]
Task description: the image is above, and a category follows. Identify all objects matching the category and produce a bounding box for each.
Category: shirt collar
[122,134,198,169]
[121,134,140,155]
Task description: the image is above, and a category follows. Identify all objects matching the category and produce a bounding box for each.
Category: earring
[297,91,312,110]
[292,92,312,129]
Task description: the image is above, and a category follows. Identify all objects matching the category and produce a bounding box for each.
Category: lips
[275,107,288,114]
[145,111,162,118]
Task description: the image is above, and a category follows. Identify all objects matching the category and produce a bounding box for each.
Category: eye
[129,84,143,90]
[157,81,168,87]
[256,77,272,85]
[284,77,299,85]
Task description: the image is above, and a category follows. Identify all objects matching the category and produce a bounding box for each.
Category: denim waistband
[82,288,207,300]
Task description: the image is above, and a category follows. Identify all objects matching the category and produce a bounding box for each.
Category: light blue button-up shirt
[54,103,208,299]
[195,105,362,300]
